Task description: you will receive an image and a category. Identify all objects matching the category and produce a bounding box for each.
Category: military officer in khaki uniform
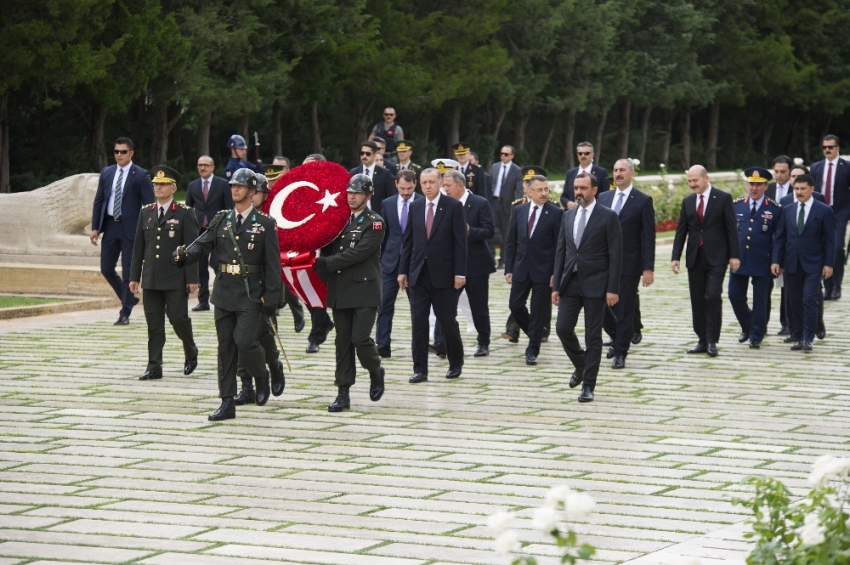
[129,165,199,381]
[174,168,281,421]
[315,174,385,412]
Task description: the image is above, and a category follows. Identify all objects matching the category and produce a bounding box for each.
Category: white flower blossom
[799,513,826,546]
[487,511,515,534]
[532,505,561,534]
[494,529,521,555]
[565,492,596,520]
[794,157,804,166]
[631,158,641,166]
[659,163,666,169]
[808,454,850,486]
[545,484,572,509]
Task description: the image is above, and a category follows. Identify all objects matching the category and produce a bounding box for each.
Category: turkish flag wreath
[264,161,351,308]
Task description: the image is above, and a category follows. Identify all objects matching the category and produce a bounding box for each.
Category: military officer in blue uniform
[728,167,782,348]
[224,135,262,180]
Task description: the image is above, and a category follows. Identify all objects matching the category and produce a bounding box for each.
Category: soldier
[129,166,199,381]
[453,142,488,199]
[393,140,422,188]
[315,174,386,412]
[174,168,282,421]
[224,135,261,180]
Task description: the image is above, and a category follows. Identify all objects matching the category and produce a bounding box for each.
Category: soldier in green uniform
[129,166,199,381]
[234,174,286,405]
[315,174,386,413]
[174,168,282,421]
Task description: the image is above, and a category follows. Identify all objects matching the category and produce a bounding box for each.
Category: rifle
[253,131,261,165]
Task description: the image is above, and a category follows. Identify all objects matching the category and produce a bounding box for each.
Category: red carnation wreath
[263,161,351,308]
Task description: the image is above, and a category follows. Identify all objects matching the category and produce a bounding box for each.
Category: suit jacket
[380,193,421,273]
[597,188,655,277]
[91,163,154,240]
[504,201,563,284]
[489,161,524,213]
[459,163,488,199]
[560,164,610,207]
[319,210,384,309]
[733,196,782,277]
[399,195,467,288]
[765,182,793,203]
[671,187,740,268]
[780,191,825,206]
[552,203,623,297]
[461,192,496,276]
[349,164,397,216]
[810,157,850,210]
[130,201,199,289]
[185,175,233,229]
[773,198,835,274]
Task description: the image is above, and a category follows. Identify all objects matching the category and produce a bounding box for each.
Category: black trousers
[633,292,643,332]
[786,263,823,343]
[376,268,404,350]
[308,307,334,344]
[555,277,606,389]
[100,216,136,318]
[237,313,279,384]
[602,275,640,357]
[142,288,197,375]
[279,285,305,325]
[196,236,219,305]
[508,277,551,356]
[332,306,381,387]
[214,303,265,398]
[823,206,849,294]
[435,275,491,347]
[687,248,727,344]
[410,263,463,374]
[490,199,508,259]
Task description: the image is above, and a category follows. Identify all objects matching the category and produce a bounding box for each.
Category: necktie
[400,198,409,233]
[825,162,833,206]
[350,213,355,224]
[751,200,757,218]
[575,207,587,249]
[236,213,243,232]
[614,192,625,215]
[113,168,124,219]
[797,202,805,235]
[497,164,507,197]
[364,168,371,177]
[203,179,209,201]
[158,206,164,224]
[527,206,538,238]
[697,194,705,247]
[426,202,434,239]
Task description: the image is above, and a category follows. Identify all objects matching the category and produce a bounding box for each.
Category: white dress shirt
[397,193,414,219]
[612,185,633,212]
[797,195,814,226]
[527,203,543,237]
[573,199,597,242]
[424,192,441,223]
[696,186,712,215]
[157,199,174,217]
[363,164,376,177]
[107,161,132,216]
[493,162,511,198]
[774,183,789,202]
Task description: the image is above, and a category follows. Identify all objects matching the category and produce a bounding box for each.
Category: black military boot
[370,367,385,402]
[328,386,351,412]
[208,397,236,421]
[234,377,255,406]
[270,360,285,397]
[255,369,271,407]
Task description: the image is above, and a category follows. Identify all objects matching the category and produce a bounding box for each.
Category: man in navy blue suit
[350,140,397,216]
[376,169,421,358]
[810,135,849,300]
[560,141,610,210]
[398,168,468,383]
[772,174,835,351]
[90,137,154,325]
[599,159,655,369]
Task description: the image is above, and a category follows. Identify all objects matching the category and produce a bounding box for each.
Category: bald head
[686,165,710,193]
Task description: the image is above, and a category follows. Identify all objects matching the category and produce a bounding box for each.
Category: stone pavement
[1,244,848,565]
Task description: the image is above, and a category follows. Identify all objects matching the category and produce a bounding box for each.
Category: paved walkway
[1,246,848,565]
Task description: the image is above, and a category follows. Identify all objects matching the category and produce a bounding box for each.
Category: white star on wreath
[316,190,340,213]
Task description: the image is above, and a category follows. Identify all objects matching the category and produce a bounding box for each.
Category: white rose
[494,530,521,555]
[487,511,515,534]
[632,158,641,166]
[565,492,596,520]
[794,157,804,166]
[545,484,572,509]
[532,505,561,534]
[659,163,666,169]
[799,513,826,546]
[808,455,850,486]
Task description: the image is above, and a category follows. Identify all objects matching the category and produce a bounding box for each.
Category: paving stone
[0,529,212,552]
[193,528,379,552]
[49,518,208,539]
[0,541,150,563]
[206,544,426,565]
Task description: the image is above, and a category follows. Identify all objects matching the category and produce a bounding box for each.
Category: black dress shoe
[738,332,748,343]
[473,345,489,357]
[445,369,461,379]
[525,353,537,366]
[409,373,428,384]
[132,296,140,306]
[569,369,584,389]
[783,335,798,343]
[270,360,285,397]
[824,291,836,301]
[209,397,236,421]
[631,332,642,345]
[192,302,210,311]
[328,387,351,412]
[791,340,813,351]
[611,355,625,369]
[706,343,718,357]
[577,385,594,403]
[114,315,130,325]
[370,367,385,402]
[306,341,320,353]
[749,340,761,349]
[606,347,615,359]
[816,327,826,340]
[294,318,305,333]
[501,331,519,343]
[430,343,447,358]
[687,342,707,354]
[183,359,198,375]
[602,338,613,347]
[778,325,789,335]
[377,346,391,358]
[139,370,162,381]
[233,387,255,406]
[254,370,271,406]
[832,289,841,300]
[540,335,548,343]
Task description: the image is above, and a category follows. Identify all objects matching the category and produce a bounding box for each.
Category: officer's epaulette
[768,198,781,207]
[511,198,524,206]
[734,197,746,203]
[256,211,272,219]
[178,202,190,209]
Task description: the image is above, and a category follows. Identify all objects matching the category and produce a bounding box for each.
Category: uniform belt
[220,264,262,275]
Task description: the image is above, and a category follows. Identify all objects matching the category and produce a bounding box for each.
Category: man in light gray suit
[489,145,524,267]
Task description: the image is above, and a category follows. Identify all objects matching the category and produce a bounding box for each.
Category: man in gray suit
[490,145,523,267]
[552,172,623,403]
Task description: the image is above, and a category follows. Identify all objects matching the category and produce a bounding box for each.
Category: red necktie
[202,179,210,227]
[825,162,833,206]
[426,202,434,239]
[697,194,705,247]
[527,206,537,238]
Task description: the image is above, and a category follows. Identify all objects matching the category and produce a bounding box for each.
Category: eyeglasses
[114,149,129,155]
[384,113,395,117]
[360,151,373,156]
[529,187,550,193]
[577,151,591,156]
[823,145,837,150]
[197,163,213,167]
[501,152,512,156]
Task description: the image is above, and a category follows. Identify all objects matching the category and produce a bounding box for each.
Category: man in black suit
[453,142,488,199]
[766,155,793,334]
[350,140,396,216]
[490,145,524,267]
[398,168,468,383]
[90,137,154,325]
[376,170,421,358]
[671,165,741,356]
[552,173,622,403]
[599,159,655,369]
[185,155,234,311]
[560,141,610,210]
[810,135,849,300]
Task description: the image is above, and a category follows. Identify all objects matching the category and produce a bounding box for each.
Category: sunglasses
[577,151,592,156]
[361,151,373,156]
[384,113,395,116]
[114,149,129,155]
[823,145,837,150]
[501,152,512,156]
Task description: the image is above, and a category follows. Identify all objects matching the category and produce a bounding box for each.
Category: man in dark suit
[671,165,741,357]
[185,155,234,311]
[90,137,154,325]
[490,145,524,267]
[398,168,468,383]
[453,142,488,199]
[810,135,849,300]
[376,170,421,358]
[599,159,655,369]
[552,172,622,403]
[766,155,793,334]
[772,174,835,351]
[349,140,396,216]
[560,141,610,210]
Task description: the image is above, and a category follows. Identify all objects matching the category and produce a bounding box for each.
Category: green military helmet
[229,167,258,189]
[255,173,270,193]
[347,173,373,195]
